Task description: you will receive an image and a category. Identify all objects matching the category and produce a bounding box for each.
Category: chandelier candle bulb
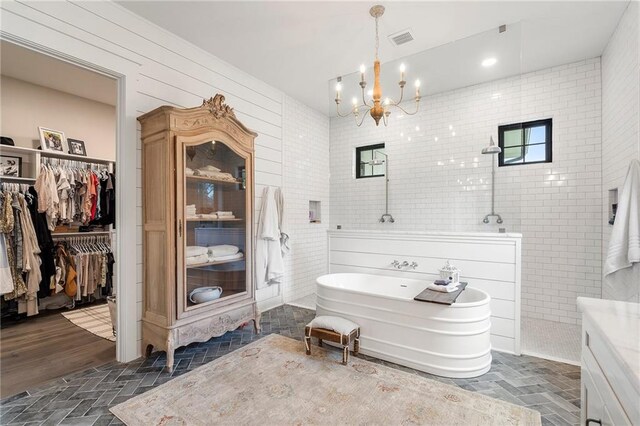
[400,63,406,82]
[360,64,366,82]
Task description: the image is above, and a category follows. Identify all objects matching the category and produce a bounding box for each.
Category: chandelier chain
[375,15,379,60]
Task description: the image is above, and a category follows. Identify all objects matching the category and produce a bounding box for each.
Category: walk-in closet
[0,41,119,398]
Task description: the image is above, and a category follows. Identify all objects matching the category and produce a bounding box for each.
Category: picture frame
[38,127,66,153]
[67,138,87,156]
[0,155,22,177]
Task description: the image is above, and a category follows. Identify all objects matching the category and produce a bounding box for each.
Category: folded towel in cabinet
[216,211,234,217]
[210,252,243,262]
[216,214,235,220]
[208,245,239,257]
[186,254,209,266]
[201,165,221,173]
[427,283,459,293]
[186,246,208,257]
[185,167,194,176]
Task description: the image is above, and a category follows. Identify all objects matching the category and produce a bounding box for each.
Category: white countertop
[577,297,640,394]
[328,229,523,238]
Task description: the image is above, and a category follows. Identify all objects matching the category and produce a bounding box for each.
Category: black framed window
[355,143,385,178]
[498,119,552,166]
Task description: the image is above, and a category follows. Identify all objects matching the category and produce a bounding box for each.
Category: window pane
[524,143,546,162]
[360,150,372,163]
[503,129,522,147]
[373,163,385,175]
[525,126,546,145]
[504,147,523,164]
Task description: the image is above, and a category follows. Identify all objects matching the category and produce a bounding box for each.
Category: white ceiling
[0,41,117,106]
[120,1,628,115]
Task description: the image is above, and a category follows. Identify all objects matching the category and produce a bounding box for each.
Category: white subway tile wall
[602,2,640,302]
[282,97,331,303]
[330,58,602,324]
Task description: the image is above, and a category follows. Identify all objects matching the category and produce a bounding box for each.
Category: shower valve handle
[391,260,401,268]
[409,262,418,269]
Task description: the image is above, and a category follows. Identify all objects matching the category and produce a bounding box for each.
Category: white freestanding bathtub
[315,273,492,378]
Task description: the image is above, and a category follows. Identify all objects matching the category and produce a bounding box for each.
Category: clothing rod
[52,231,111,237]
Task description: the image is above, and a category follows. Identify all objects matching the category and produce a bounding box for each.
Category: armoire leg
[166,339,174,373]
[253,311,262,334]
[144,343,153,358]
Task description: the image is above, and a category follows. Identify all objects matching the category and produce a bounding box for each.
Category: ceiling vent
[388,29,414,46]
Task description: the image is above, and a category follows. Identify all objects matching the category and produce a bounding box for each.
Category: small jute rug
[61,303,115,342]
[111,334,540,426]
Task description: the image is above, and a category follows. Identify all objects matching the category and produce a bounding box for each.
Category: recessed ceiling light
[482,57,497,67]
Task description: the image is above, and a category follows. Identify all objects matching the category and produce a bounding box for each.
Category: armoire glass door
[180,139,247,311]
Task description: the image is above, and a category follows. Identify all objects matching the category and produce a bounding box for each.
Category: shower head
[481,136,501,155]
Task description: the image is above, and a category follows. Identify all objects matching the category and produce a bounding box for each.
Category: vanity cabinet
[578,297,638,426]
[138,95,259,371]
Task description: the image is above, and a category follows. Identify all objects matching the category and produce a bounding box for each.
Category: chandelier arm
[335,103,355,118]
[395,85,405,105]
[392,100,421,116]
[356,108,371,127]
[361,86,372,107]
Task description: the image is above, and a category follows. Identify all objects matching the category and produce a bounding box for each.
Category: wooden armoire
[138,94,259,371]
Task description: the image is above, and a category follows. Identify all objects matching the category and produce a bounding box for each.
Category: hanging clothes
[27,187,56,299]
[255,187,284,289]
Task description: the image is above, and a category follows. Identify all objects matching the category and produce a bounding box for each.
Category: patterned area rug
[61,303,115,342]
[111,334,541,425]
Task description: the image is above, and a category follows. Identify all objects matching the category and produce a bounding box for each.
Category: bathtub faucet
[379,213,395,223]
[391,260,401,269]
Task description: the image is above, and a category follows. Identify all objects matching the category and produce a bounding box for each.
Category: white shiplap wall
[601,1,640,302]
[330,58,603,325]
[0,0,296,360]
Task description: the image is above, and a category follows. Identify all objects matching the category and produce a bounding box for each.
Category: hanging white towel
[604,159,640,301]
[274,188,290,256]
[255,187,284,289]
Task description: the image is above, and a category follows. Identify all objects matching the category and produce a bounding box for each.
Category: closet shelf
[0,145,114,165]
[186,257,245,269]
[186,175,240,185]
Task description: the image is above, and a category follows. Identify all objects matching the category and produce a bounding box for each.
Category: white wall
[0,76,116,160]
[601,1,640,302]
[0,0,325,361]
[330,58,602,325]
[281,96,330,303]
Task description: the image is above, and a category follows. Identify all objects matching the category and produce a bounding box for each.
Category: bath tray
[413,282,468,305]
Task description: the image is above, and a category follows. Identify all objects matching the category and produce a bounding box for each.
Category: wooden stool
[304,316,360,365]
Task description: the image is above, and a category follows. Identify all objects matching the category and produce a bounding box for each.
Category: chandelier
[334,5,421,127]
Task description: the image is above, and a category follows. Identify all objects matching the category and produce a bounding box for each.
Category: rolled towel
[216,214,235,220]
[186,253,209,266]
[197,214,218,220]
[427,283,459,293]
[211,252,243,262]
[186,246,208,257]
[208,245,239,257]
[201,165,221,173]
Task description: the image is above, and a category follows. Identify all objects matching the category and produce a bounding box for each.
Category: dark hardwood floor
[0,311,115,398]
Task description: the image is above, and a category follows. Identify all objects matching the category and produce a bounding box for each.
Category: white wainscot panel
[328,231,522,355]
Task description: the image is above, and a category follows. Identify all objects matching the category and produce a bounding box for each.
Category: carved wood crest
[202,94,236,119]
